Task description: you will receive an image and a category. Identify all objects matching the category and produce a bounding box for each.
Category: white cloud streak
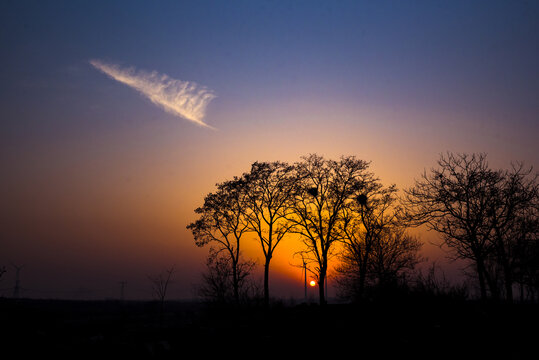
[90,59,216,129]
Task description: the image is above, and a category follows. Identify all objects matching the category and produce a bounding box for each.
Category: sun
[309,280,316,287]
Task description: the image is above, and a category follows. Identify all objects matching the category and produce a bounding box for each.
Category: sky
[1,0,538,300]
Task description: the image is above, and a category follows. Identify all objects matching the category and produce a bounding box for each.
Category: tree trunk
[504,267,514,304]
[319,261,327,306]
[476,258,488,302]
[264,255,271,307]
[357,242,373,301]
[319,276,326,305]
[483,266,500,302]
[232,259,239,304]
[498,238,514,304]
[357,261,367,300]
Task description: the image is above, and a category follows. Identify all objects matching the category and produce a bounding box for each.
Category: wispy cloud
[90,59,216,129]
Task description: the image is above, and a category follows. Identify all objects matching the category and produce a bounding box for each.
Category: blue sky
[3,1,538,134]
[1,0,538,299]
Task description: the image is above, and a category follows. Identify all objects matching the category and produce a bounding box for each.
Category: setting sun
[310,280,317,287]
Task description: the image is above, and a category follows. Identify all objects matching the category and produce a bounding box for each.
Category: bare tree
[369,227,423,286]
[286,154,374,305]
[514,227,539,302]
[149,266,175,302]
[513,199,539,302]
[148,266,175,321]
[196,248,258,304]
[242,161,295,307]
[187,178,251,304]
[338,182,398,300]
[197,249,234,303]
[486,163,538,302]
[336,183,423,301]
[402,152,538,302]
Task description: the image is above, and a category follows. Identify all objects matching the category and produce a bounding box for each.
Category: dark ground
[1,297,537,359]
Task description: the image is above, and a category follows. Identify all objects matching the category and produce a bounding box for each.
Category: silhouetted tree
[514,233,539,302]
[402,153,500,301]
[196,248,258,304]
[338,182,398,300]
[485,163,538,302]
[336,183,423,301]
[402,152,538,302]
[197,249,234,303]
[148,266,175,321]
[286,154,374,305]
[242,161,295,307]
[369,227,423,286]
[187,178,250,304]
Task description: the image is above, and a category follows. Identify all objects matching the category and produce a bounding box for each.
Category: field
[1,297,537,359]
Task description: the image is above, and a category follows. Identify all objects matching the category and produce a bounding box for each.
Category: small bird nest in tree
[356,194,368,206]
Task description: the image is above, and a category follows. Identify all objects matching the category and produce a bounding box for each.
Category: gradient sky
[1,0,538,300]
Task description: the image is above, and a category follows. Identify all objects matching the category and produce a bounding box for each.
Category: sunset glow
[1,1,537,302]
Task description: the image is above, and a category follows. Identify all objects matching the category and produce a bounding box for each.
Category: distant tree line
[188,153,538,306]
